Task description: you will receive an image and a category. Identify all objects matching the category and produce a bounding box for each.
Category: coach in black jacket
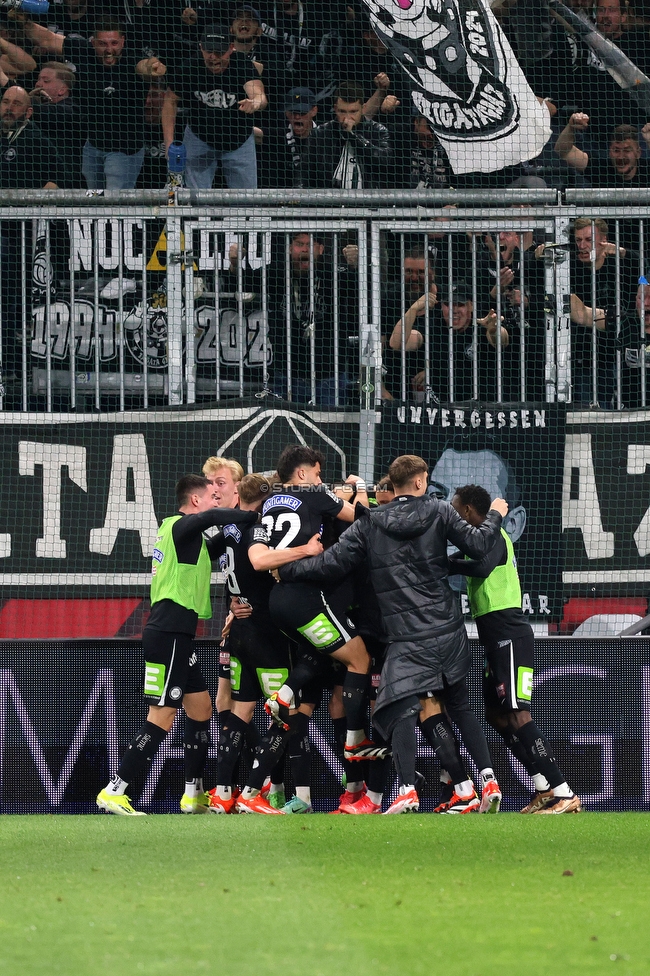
[280,454,507,806]
[302,82,394,189]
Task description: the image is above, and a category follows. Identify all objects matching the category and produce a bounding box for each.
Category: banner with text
[378,402,566,620]
[0,405,359,596]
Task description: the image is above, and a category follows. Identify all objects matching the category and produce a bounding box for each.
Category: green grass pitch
[1,814,649,976]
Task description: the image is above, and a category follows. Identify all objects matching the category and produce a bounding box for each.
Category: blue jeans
[183,127,257,189]
[82,142,145,190]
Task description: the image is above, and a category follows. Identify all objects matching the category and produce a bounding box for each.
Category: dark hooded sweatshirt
[280,494,502,735]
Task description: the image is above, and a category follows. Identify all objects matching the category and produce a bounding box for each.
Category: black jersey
[213,522,274,616]
[260,485,343,549]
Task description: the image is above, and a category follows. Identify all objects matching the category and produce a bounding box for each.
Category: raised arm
[0,35,36,77]
[388,291,436,351]
[136,57,166,78]
[22,21,65,56]
[554,112,589,172]
[445,500,506,559]
[479,309,509,348]
[570,294,606,330]
[363,72,390,119]
[161,88,179,154]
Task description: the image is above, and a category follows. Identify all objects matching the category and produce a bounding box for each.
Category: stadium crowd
[96,446,581,816]
[0,0,650,192]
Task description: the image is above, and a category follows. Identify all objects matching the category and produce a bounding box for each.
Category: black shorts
[142,628,207,708]
[483,633,535,711]
[227,615,292,702]
[300,654,346,708]
[269,580,357,655]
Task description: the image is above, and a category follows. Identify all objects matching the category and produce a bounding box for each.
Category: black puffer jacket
[281,494,501,641]
[280,494,502,724]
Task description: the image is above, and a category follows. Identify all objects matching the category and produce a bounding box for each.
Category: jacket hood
[372,494,440,540]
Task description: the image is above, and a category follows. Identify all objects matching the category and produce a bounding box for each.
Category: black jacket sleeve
[448,534,507,579]
[445,507,502,559]
[173,508,256,548]
[279,519,367,583]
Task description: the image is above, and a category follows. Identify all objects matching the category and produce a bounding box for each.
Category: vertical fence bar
[185,225,196,404]
[590,219,598,406]
[237,232,245,399]
[285,232,292,402]
[261,232,269,391]
[308,233,316,405]
[118,220,125,412]
[371,220,382,410]
[45,221,53,413]
[495,232,502,403]
[142,221,149,409]
[471,233,478,401]
[400,233,406,402]
[519,230,526,402]
[333,230,340,408]
[423,232,431,401]
[93,220,101,410]
[69,217,77,411]
[639,219,646,409]
[358,221,377,482]
[165,212,184,405]
[447,232,454,403]
[21,222,28,412]
[615,220,622,410]
[214,232,221,401]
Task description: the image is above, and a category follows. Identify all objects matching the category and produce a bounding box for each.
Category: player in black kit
[206,473,324,815]
[450,484,581,815]
[252,445,386,763]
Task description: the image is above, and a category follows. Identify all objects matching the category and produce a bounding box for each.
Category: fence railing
[2,190,650,427]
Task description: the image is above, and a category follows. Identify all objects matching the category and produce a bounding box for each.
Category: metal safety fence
[2,188,650,421]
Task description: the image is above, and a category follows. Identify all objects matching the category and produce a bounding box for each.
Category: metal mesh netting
[1,2,650,640]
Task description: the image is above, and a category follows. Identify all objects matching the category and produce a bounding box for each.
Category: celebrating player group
[96,445,581,817]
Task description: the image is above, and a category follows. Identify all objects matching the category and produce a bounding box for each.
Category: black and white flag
[362,0,551,175]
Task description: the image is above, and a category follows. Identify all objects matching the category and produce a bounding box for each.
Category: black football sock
[216,713,248,788]
[443,681,494,772]
[270,757,286,786]
[420,715,468,787]
[247,726,291,792]
[366,727,390,795]
[516,720,566,789]
[502,729,537,775]
[342,670,369,733]
[391,713,418,789]
[183,717,211,785]
[244,719,262,763]
[115,720,168,787]
[332,715,364,788]
[284,651,323,699]
[288,712,311,789]
[217,709,232,738]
